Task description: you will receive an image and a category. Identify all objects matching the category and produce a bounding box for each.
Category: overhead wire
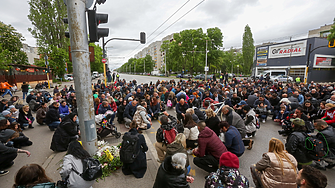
[125,0,191,58]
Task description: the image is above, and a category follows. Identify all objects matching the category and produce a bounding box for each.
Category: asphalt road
[118,73,335,188]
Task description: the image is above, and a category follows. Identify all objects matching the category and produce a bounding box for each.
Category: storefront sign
[257,60,267,66]
[313,54,335,68]
[26,68,35,72]
[268,40,307,59]
[257,46,268,60]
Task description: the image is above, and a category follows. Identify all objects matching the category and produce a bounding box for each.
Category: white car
[270,75,293,82]
[64,74,74,81]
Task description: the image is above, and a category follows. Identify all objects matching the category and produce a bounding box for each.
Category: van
[256,70,286,78]
[92,71,99,78]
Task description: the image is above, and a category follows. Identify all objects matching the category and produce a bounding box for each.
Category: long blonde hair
[172,133,186,149]
[205,108,216,118]
[268,138,297,175]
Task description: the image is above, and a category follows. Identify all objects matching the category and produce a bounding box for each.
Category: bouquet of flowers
[94,140,123,179]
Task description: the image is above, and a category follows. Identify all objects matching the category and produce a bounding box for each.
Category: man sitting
[219,121,245,157]
[176,98,188,123]
[193,121,227,173]
[123,98,138,128]
[296,165,327,188]
[45,102,61,131]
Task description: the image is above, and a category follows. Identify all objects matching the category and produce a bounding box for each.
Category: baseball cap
[8,105,15,110]
[238,101,247,106]
[2,110,11,116]
[290,118,305,126]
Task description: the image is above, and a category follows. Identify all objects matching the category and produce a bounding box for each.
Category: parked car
[176,74,183,78]
[194,74,205,80]
[228,73,236,78]
[158,74,165,77]
[64,74,73,81]
[270,75,293,82]
[184,74,193,78]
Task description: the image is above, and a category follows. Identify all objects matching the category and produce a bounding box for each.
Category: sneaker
[187,149,193,155]
[125,124,130,129]
[0,170,9,176]
[262,120,265,123]
[48,126,55,131]
[326,163,335,169]
[247,139,254,150]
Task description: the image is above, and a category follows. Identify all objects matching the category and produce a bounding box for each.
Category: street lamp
[165,50,167,77]
[205,38,214,81]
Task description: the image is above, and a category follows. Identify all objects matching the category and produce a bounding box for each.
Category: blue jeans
[22,117,35,127]
[60,114,68,119]
[260,114,267,120]
[22,92,28,99]
[109,114,115,124]
[2,89,12,97]
[139,123,151,130]
[48,121,61,129]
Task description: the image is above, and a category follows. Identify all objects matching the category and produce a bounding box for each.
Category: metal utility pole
[144,59,145,73]
[67,0,97,155]
[205,40,208,81]
[165,50,167,76]
[134,62,136,73]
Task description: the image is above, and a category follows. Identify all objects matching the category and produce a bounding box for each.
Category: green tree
[242,24,255,74]
[0,22,28,69]
[28,0,68,51]
[89,43,104,73]
[328,18,335,42]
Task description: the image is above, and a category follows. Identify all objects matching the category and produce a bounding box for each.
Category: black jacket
[286,131,312,163]
[194,108,205,121]
[315,126,335,155]
[211,94,224,103]
[45,105,61,124]
[122,128,148,178]
[21,84,29,92]
[153,155,190,188]
[50,117,79,152]
[17,108,33,125]
[205,116,221,136]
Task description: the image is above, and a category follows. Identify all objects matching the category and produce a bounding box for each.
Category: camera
[278,120,293,136]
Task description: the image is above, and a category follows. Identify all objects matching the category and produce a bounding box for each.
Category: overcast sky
[1,0,334,69]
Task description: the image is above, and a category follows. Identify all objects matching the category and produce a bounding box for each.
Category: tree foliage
[117,54,154,73]
[0,22,28,69]
[242,24,255,74]
[327,18,335,42]
[28,0,68,51]
[34,46,67,77]
[89,43,104,73]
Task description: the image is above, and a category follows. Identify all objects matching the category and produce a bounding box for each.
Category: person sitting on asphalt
[253,94,272,111]
[122,120,148,179]
[285,118,312,170]
[17,105,34,130]
[250,138,297,188]
[25,91,35,104]
[176,98,189,123]
[155,111,178,163]
[58,100,70,119]
[296,165,328,188]
[219,121,245,157]
[8,105,19,121]
[1,111,12,122]
[183,113,199,153]
[205,151,249,188]
[186,108,199,123]
[132,101,152,130]
[45,102,61,131]
[150,97,161,120]
[0,99,9,113]
[165,133,190,175]
[60,141,95,188]
[204,108,221,136]
[242,105,257,138]
[50,113,80,152]
[13,164,56,188]
[0,121,31,176]
[311,119,335,170]
[97,100,115,124]
[153,153,194,188]
[123,98,138,128]
[321,103,335,127]
[193,121,228,173]
[36,102,48,125]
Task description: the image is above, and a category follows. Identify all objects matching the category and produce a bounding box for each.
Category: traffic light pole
[66,0,97,155]
[102,37,107,86]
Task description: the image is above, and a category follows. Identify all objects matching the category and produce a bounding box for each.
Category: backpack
[120,132,140,163]
[167,100,172,108]
[163,128,177,145]
[303,132,328,161]
[73,157,102,181]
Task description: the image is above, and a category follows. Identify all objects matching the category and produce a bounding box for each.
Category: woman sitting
[60,141,95,188]
[311,101,326,121]
[166,133,190,175]
[14,164,56,188]
[183,113,199,153]
[250,138,297,188]
[50,113,80,152]
[153,153,194,188]
[17,105,34,129]
[122,120,148,178]
[204,108,220,136]
[302,100,316,121]
[8,122,32,148]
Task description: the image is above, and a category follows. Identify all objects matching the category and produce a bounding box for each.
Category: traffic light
[140,32,146,44]
[329,40,335,48]
[46,66,50,73]
[88,9,109,42]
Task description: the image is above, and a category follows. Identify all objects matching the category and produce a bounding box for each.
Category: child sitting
[274,105,289,125]
[255,102,268,123]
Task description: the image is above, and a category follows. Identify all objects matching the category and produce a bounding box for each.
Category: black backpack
[303,132,328,161]
[73,157,102,181]
[120,132,140,163]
